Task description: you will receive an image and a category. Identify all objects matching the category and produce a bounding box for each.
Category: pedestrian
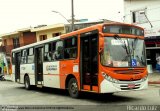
[156,56,160,72]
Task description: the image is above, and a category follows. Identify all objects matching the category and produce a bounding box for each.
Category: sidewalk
[4,74,13,81]
[148,72,160,84]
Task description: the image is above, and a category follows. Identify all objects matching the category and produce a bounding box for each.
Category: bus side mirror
[99,37,104,53]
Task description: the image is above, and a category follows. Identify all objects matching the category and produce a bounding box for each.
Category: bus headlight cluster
[102,72,119,83]
[141,75,148,82]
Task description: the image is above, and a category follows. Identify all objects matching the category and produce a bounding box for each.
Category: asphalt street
[0,81,160,105]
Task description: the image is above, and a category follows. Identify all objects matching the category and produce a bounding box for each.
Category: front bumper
[100,78,148,93]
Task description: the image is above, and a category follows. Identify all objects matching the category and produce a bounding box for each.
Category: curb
[148,81,160,84]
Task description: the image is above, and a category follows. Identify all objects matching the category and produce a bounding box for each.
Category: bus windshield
[101,37,146,67]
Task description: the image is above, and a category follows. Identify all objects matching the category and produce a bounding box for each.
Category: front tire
[68,78,79,98]
[24,76,30,90]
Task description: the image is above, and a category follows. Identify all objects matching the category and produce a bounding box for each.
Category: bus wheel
[24,76,30,90]
[68,78,79,98]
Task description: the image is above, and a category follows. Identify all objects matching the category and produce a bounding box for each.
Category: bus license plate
[128,84,135,88]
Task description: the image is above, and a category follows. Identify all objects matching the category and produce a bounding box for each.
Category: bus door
[80,30,98,92]
[15,52,21,82]
[35,47,43,85]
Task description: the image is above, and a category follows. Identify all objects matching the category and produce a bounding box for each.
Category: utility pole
[71,0,75,31]
[52,0,75,31]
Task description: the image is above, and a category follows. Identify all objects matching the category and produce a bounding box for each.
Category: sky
[0,0,124,34]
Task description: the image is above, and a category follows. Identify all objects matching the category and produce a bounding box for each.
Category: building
[31,23,65,42]
[0,23,67,75]
[0,28,37,74]
[124,0,160,71]
[0,28,37,56]
[31,21,111,42]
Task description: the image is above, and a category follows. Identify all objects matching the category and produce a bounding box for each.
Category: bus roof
[12,36,60,52]
[12,22,144,52]
[61,22,144,38]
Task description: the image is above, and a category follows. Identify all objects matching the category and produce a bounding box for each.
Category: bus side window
[64,37,77,59]
[52,42,56,61]
[54,41,63,60]
[21,50,27,64]
[28,48,34,63]
[44,43,52,62]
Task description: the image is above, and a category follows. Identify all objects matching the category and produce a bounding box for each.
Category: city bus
[11,23,148,98]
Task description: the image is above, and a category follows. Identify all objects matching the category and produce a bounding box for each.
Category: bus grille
[120,84,140,90]
[114,69,144,74]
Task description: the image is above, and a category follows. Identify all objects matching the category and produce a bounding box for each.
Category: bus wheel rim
[70,82,78,94]
[25,80,28,88]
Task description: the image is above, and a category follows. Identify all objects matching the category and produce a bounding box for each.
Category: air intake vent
[120,84,140,90]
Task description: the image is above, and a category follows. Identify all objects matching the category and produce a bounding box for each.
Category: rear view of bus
[99,23,148,93]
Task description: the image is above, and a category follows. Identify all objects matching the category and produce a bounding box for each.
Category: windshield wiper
[136,55,145,66]
[114,35,130,61]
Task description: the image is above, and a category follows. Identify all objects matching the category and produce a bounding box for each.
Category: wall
[1,31,36,55]
[36,27,65,41]
[6,38,14,55]
[22,32,37,45]
[2,35,17,55]
[124,0,160,37]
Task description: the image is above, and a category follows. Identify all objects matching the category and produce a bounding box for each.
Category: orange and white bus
[11,23,148,98]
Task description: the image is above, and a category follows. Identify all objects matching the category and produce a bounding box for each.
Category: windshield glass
[101,37,146,67]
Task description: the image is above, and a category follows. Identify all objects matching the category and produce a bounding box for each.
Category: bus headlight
[141,75,148,82]
[102,72,119,83]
